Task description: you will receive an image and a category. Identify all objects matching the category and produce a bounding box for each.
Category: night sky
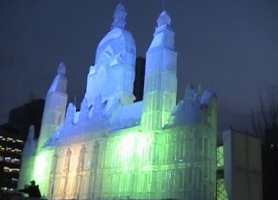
[1,0,278,132]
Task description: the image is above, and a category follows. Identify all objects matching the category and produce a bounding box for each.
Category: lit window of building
[0,145,4,152]
[11,158,20,164]
[3,166,10,173]
[16,139,23,144]
[7,137,14,142]
[11,178,18,182]
[14,148,22,154]
[4,157,11,163]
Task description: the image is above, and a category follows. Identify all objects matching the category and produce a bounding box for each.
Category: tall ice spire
[141,10,177,130]
[37,62,68,151]
[111,3,127,29]
[157,10,171,27]
[48,62,67,94]
[149,10,174,50]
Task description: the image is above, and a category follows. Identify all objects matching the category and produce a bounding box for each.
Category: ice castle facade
[19,4,217,200]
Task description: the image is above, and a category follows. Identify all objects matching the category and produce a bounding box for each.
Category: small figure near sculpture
[18,180,41,198]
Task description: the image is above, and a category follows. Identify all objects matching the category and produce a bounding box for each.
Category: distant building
[216,129,263,200]
[0,124,23,194]
[0,99,44,195]
[8,99,44,139]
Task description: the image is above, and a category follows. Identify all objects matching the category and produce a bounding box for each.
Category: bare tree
[252,85,278,141]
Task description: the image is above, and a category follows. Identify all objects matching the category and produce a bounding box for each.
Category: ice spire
[149,10,174,50]
[48,62,67,94]
[37,62,68,151]
[57,61,66,75]
[157,10,171,27]
[64,103,76,125]
[111,3,127,29]
[22,125,37,156]
[141,9,177,130]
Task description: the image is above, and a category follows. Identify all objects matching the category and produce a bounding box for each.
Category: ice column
[141,11,177,130]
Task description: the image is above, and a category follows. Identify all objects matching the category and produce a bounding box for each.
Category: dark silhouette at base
[18,180,41,198]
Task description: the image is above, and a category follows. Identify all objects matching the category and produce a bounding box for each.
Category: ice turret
[22,125,37,156]
[148,11,174,50]
[141,10,177,130]
[36,62,68,151]
[111,3,127,29]
[157,10,171,27]
[17,125,37,191]
[85,3,136,108]
[64,103,76,125]
[47,62,67,94]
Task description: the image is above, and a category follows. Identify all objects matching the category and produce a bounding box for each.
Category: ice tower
[34,62,68,194]
[85,4,136,107]
[141,11,177,130]
[37,62,68,151]
[18,63,68,195]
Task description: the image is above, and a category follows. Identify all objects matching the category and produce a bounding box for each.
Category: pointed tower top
[57,62,66,75]
[27,125,35,141]
[48,62,67,94]
[111,3,127,29]
[157,10,171,27]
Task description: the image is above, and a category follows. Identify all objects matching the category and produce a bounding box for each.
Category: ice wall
[170,84,216,127]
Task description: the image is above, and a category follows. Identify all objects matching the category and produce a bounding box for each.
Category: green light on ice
[33,149,54,195]
[116,132,152,170]
[101,130,153,197]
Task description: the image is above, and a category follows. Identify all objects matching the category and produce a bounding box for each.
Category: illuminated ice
[22,125,37,156]
[85,3,136,107]
[170,84,216,125]
[19,4,217,200]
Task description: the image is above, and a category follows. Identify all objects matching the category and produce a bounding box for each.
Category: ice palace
[19,4,217,200]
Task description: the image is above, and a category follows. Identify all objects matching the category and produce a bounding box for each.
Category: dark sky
[1,0,278,132]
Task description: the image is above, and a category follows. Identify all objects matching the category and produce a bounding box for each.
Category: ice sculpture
[19,4,217,200]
